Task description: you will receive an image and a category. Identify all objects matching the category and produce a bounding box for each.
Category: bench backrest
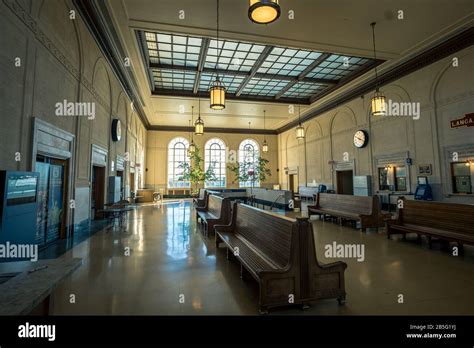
[232,203,295,268]
[207,194,230,220]
[198,188,206,200]
[399,199,474,235]
[317,193,374,215]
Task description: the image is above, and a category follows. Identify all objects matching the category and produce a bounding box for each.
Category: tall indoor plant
[178,147,217,195]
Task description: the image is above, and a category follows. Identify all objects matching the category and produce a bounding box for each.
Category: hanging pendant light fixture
[195,98,204,135]
[248,0,281,24]
[188,106,196,155]
[370,22,386,117]
[210,0,226,110]
[262,110,268,153]
[296,105,305,140]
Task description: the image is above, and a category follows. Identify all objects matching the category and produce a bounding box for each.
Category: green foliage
[228,156,271,186]
[178,147,217,194]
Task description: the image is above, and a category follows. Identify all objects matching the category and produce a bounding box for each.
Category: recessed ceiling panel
[140,30,378,104]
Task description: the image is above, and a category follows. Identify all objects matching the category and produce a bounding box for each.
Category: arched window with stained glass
[238,139,260,188]
[167,137,190,188]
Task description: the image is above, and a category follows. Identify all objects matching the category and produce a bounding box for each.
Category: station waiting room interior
[0,0,473,315]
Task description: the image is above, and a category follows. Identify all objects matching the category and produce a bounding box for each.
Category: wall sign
[450,113,474,129]
[417,164,432,176]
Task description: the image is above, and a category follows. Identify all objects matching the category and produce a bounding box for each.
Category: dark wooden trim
[276,53,333,99]
[149,125,278,135]
[136,30,155,93]
[193,38,211,94]
[236,45,274,96]
[149,62,337,85]
[308,59,382,103]
[279,27,474,133]
[152,89,310,105]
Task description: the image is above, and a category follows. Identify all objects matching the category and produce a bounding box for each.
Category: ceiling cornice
[73,0,151,128]
[149,125,277,135]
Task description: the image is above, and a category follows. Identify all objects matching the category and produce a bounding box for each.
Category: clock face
[353,130,368,148]
[112,119,122,142]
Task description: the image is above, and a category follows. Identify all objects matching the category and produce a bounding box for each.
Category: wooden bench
[308,193,387,230]
[387,198,474,251]
[215,203,347,313]
[193,189,207,208]
[196,195,231,236]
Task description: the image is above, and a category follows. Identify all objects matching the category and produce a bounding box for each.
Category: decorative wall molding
[3,0,111,113]
[91,143,108,167]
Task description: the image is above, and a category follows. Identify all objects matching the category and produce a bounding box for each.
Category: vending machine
[0,171,39,244]
[414,176,433,200]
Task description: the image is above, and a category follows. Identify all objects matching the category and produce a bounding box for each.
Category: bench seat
[312,208,362,220]
[198,211,218,221]
[387,199,474,249]
[308,193,386,230]
[218,231,281,278]
[390,223,474,243]
[195,194,231,236]
[215,203,347,313]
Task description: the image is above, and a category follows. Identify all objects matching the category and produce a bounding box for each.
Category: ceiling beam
[274,80,298,99]
[235,46,274,96]
[149,125,278,135]
[193,38,210,94]
[275,53,331,100]
[152,89,310,105]
[149,63,337,85]
[308,59,381,104]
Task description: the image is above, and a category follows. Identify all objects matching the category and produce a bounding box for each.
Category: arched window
[205,138,226,188]
[167,137,190,188]
[239,139,260,188]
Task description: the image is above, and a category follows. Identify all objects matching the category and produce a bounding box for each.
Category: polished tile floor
[51,200,474,315]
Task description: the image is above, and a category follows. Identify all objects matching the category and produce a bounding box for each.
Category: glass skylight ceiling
[205,39,265,72]
[142,31,378,103]
[199,73,245,94]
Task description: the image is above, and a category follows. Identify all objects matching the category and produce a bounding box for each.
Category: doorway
[91,165,106,220]
[130,172,135,194]
[288,174,299,193]
[35,156,68,246]
[117,170,124,200]
[336,170,354,195]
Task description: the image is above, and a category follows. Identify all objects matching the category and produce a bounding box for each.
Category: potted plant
[228,157,271,195]
[178,147,217,196]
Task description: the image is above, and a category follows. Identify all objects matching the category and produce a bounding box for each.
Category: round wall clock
[111,119,122,142]
[353,129,368,148]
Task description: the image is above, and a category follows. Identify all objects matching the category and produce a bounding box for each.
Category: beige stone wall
[146,131,279,191]
[279,46,474,204]
[0,0,147,225]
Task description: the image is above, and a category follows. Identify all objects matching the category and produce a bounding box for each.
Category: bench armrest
[386,217,401,226]
[257,265,292,278]
[319,260,347,272]
[214,224,234,233]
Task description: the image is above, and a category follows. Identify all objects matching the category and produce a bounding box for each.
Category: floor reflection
[166,202,191,260]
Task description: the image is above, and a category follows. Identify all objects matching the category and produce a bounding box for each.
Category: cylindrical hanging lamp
[248,0,281,24]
